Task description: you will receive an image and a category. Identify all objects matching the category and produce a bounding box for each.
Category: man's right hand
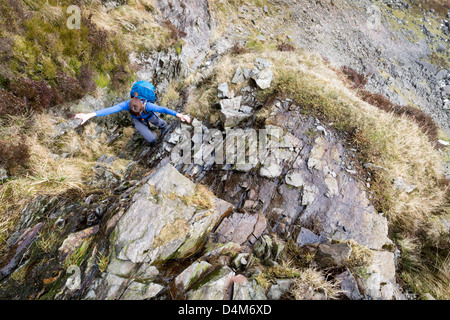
[74,113,96,125]
[177,113,192,124]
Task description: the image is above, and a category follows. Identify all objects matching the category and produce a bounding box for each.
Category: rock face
[2,0,433,301]
[84,163,233,299]
[155,0,213,71]
[153,92,401,299]
[0,61,406,302]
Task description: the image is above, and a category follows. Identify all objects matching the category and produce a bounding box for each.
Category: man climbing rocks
[74,84,191,145]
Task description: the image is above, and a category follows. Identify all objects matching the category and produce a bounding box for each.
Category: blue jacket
[95,100,177,122]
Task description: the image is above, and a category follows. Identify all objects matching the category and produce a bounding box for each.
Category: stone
[231,66,245,84]
[436,43,446,53]
[418,60,437,74]
[267,279,293,300]
[186,266,235,300]
[214,212,267,245]
[220,108,252,127]
[296,228,322,246]
[202,242,241,260]
[302,184,319,205]
[249,67,260,78]
[220,96,242,111]
[113,164,233,265]
[393,176,417,193]
[53,119,82,138]
[253,235,284,262]
[174,260,212,293]
[219,96,252,127]
[120,282,164,300]
[443,85,450,96]
[285,170,305,188]
[58,225,99,261]
[233,277,267,300]
[307,136,327,170]
[232,253,250,269]
[243,68,251,79]
[217,82,229,98]
[165,125,185,145]
[324,173,339,198]
[356,250,397,300]
[0,222,44,281]
[255,58,271,69]
[239,105,253,114]
[315,243,352,268]
[253,235,273,261]
[336,270,363,300]
[436,69,448,80]
[259,160,282,178]
[252,68,273,89]
[0,168,7,182]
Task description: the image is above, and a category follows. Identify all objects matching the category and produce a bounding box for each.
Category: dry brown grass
[85,0,171,52]
[181,184,215,210]
[410,0,450,17]
[339,66,439,146]
[0,111,134,257]
[290,268,342,300]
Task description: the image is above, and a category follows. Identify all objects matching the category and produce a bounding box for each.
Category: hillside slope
[0,0,449,300]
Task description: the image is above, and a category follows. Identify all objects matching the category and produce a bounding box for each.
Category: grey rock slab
[252,68,273,89]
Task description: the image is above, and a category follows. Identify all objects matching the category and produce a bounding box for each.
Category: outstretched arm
[147,102,191,124]
[74,101,130,125]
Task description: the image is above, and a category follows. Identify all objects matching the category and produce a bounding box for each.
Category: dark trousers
[132,114,167,144]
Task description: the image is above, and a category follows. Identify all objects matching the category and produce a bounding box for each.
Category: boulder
[314,243,352,268]
[355,250,399,300]
[220,96,242,111]
[220,108,252,127]
[231,66,245,84]
[113,163,234,264]
[219,96,252,127]
[217,82,229,98]
[336,269,363,300]
[252,68,273,89]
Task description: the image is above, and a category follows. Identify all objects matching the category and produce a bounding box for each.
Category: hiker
[74,81,191,145]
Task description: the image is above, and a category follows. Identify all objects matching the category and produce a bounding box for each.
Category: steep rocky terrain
[0,0,449,300]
